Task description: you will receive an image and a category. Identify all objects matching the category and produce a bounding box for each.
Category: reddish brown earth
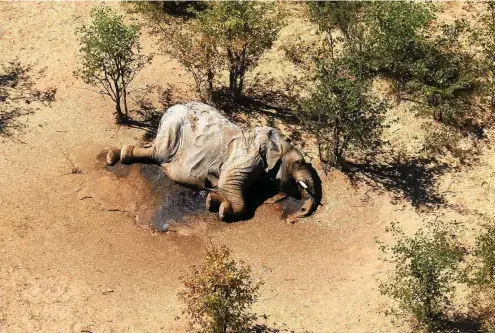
[1,2,493,332]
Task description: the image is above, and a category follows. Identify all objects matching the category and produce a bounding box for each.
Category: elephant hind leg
[106,145,154,166]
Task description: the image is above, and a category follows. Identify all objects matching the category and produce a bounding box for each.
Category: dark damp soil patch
[99,152,302,230]
[139,164,209,231]
[98,151,132,178]
[106,162,132,178]
[280,197,304,219]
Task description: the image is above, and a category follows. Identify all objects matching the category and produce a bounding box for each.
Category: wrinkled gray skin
[107,102,319,222]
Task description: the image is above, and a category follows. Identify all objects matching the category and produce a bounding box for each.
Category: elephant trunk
[293,166,319,218]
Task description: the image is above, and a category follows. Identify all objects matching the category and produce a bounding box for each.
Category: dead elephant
[107,102,321,222]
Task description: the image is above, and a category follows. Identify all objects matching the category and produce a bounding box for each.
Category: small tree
[473,226,495,284]
[75,6,152,124]
[379,220,465,332]
[470,0,495,114]
[366,2,435,103]
[195,1,285,100]
[299,58,387,170]
[467,225,495,331]
[179,245,263,333]
[413,20,483,129]
[165,16,221,102]
[307,1,372,78]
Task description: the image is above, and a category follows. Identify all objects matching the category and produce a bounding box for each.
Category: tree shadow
[251,323,313,333]
[0,59,56,136]
[435,315,485,333]
[128,84,302,144]
[211,87,298,129]
[127,85,178,142]
[344,155,452,209]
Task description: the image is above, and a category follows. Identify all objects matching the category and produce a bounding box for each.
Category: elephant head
[263,129,321,218]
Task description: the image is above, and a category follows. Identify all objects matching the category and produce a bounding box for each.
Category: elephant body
[107,102,320,221]
[153,102,263,192]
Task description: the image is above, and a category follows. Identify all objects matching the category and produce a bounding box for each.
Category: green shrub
[299,58,387,170]
[195,1,285,100]
[74,6,152,124]
[414,20,483,130]
[366,2,435,103]
[179,245,263,333]
[466,225,495,332]
[160,1,285,101]
[470,225,495,286]
[378,220,465,332]
[470,0,495,113]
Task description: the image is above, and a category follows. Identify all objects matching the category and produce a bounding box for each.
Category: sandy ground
[0,2,494,333]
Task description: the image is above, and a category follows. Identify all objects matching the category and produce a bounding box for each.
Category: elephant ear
[265,129,290,171]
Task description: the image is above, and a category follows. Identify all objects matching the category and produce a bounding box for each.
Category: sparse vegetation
[467,225,495,331]
[378,220,465,332]
[165,12,221,102]
[179,244,263,333]
[75,5,152,124]
[6,2,495,332]
[292,2,486,166]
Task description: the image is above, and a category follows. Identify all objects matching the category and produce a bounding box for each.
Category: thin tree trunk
[114,84,124,124]
[229,69,236,96]
[396,82,402,105]
[332,120,340,167]
[123,84,128,120]
[237,71,245,99]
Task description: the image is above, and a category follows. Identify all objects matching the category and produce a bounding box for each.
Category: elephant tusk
[298,180,308,189]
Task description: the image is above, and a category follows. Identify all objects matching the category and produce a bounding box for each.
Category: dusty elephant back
[152,102,246,185]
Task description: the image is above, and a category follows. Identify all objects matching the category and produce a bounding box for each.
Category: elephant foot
[120,145,135,164]
[206,193,221,212]
[219,201,233,222]
[106,148,121,166]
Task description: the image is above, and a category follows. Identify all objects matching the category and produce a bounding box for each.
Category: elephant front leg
[106,145,154,166]
[205,192,224,212]
[205,192,239,222]
[218,196,245,222]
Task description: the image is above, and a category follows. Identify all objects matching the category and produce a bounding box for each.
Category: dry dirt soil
[1,2,494,333]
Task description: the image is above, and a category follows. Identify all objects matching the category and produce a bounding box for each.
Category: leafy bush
[286,3,387,170]
[366,2,435,102]
[165,13,221,102]
[307,1,372,78]
[158,1,285,101]
[196,2,285,100]
[465,225,495,332]
[469,225,495,286]
[470,1,495,113]
[179,245,263,333]
[74,6,152,124]
[414,21,483,130]
[298,58,387,170]
[378,220,466,332]
[306,2,484,163]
